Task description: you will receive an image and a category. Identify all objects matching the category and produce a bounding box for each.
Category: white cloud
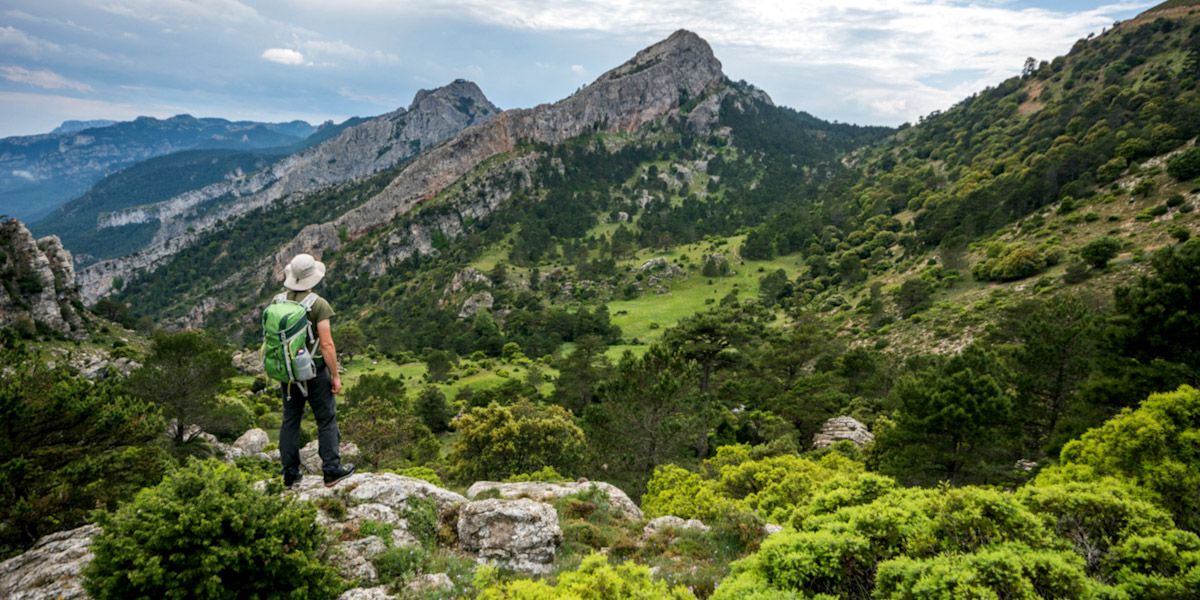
[261,47,306,65]
[93,0,259,24]
[0,66,93,92]
[0,26,63,55]
[570,64,585,74]
[317,0,1152,123]
[301,39,402,66]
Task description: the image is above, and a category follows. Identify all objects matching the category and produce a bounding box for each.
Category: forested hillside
[3,3,1200,599]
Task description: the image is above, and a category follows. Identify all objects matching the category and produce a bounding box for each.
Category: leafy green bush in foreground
[83,459,343,599]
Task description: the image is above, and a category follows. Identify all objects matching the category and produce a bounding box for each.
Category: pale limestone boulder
[457,498,561,574]
[300,440,360,474]
[344,473,467,513]
[233,428,269,454]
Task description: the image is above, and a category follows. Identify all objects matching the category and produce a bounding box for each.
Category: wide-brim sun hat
[284,253,326,291]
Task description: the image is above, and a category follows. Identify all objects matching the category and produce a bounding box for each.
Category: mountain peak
[410,79,493,112]
[597,29,721,84]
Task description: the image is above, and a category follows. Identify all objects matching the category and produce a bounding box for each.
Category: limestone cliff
[0,218,85,336]
[77,80,497,304]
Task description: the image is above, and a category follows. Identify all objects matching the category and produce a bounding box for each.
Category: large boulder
[233,428,269,454]
[457,498,561,574]
[466,480,643,522]
[812,416,874,448]
[0,524,98,600]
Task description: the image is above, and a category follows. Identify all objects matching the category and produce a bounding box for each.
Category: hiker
[275,253,355,488]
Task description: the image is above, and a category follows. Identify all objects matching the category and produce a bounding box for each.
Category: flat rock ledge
[467,480,644,522]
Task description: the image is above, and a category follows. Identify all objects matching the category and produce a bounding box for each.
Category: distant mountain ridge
[75,80,499,302]
[50,120,118,135]
[0,115,319,221]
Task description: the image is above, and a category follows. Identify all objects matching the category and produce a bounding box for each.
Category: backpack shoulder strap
[272,293,289,304]
[299,293,319,312]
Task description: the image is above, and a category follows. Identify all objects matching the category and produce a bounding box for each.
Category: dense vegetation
[8,3,1200,597]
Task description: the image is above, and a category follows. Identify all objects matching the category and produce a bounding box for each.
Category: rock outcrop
[0,524,98,600]
[457,498,562,575]
[0,218,84,337]
[812,416,875,448]
[78,81,498,303]
[467,480,644,522]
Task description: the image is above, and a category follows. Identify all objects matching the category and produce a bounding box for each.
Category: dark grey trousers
[279,366,342,477]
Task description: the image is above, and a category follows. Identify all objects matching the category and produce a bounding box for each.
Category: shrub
[1166,146,1200,181]
[83,460,343,599]
[1059,385,1200,531]
[415,386,453,433]
[1079,236,1122,269]
[972,243,1047,282]
[477,553,694,599]
[0,345,170,557]
[874,544,1090,599]
[448,400,587,482]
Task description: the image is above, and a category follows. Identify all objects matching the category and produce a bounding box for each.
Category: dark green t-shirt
[285,290,334,357]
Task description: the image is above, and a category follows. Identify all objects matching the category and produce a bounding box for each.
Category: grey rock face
[331,535,388,583]
[0,219,84,337]
[458,291,494,319]
[78,81,498,304]
[457,498,562,574]
[812,416,875,448]
[467,480,644,522]
[0,524,98,600]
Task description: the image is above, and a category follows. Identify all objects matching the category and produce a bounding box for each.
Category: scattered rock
[457,498,561,574]
[0,524,98,600]
[812,416,874,448]
[405,572,454,595]
[338,586,396,600]
[467,480,643,521]
[642,515,709,539]
[233,428,269,454]
[1015,459,1039,472]
[763,523,784,536]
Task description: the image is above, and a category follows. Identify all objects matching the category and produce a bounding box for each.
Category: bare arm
[317,319,341,394]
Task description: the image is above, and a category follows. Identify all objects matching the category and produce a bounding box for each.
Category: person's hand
[331,375,342,395]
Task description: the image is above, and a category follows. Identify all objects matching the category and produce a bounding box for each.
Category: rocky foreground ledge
[0,472,641,599]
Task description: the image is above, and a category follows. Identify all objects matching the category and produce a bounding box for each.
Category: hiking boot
[324,464,356,487]
[283,473,302,489]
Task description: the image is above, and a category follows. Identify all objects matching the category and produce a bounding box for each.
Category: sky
[0,0,1157,138]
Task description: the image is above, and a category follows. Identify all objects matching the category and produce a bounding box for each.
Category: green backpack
[262,292,319,395]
